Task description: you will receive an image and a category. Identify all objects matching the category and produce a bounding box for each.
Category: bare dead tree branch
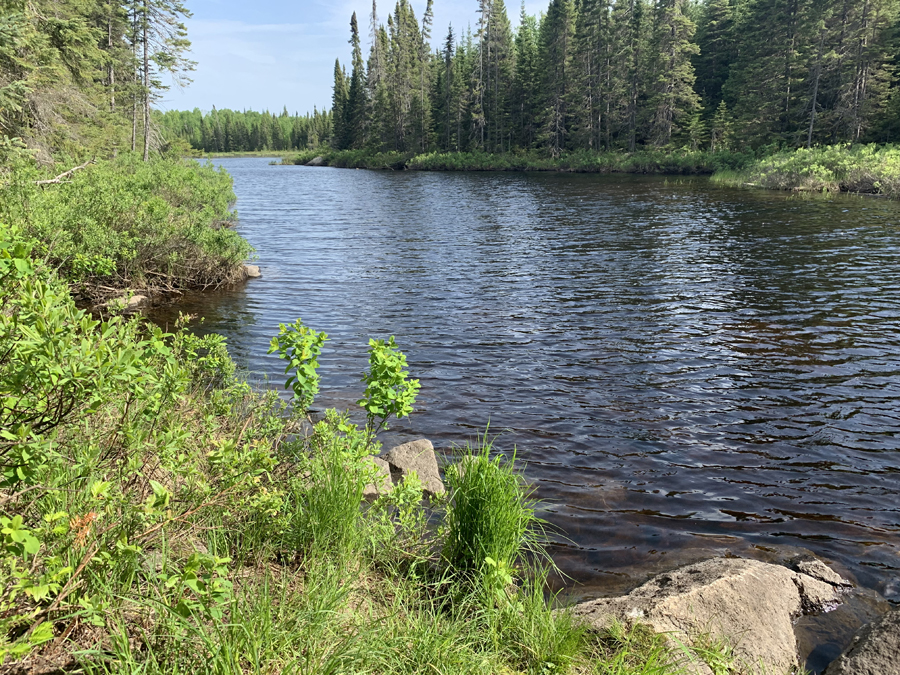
[34,158,96,186]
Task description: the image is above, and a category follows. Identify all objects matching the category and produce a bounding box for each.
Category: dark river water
[154,157,900,666]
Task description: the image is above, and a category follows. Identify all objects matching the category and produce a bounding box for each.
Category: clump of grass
[591,622,683,675]
[441,436,544,578]
[281,410,374,561]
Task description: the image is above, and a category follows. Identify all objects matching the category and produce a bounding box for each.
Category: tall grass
[441,438,544,577]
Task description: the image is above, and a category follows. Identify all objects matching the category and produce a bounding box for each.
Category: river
[153,156,900,666]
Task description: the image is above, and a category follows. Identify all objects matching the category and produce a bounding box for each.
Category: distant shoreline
[281,144,900,199]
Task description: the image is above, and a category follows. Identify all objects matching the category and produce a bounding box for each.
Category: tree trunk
[108,12,115,112]
[807,26,825,148]
[142,0,150,161]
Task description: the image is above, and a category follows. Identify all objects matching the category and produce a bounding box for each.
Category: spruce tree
[346,12,368,149]
[646,0,701,147]
[331,59,349,149]
[539,0,576,156]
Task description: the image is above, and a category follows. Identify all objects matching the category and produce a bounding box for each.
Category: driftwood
[34,158,96,186]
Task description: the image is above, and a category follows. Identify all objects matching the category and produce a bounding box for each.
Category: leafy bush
[711,143,900,197]
[0,153,251,300]
[358,335,421,436]
[268,318,328,412]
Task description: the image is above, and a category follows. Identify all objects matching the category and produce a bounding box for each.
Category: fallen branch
[34,158,96,186]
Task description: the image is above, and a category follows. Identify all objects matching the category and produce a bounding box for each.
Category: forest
[155,107,333,154]
[159,0,900,157]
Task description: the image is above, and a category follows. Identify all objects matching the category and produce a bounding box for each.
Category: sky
[159,0,544,115]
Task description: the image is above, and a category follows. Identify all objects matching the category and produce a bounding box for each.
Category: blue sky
[160,0,543,115]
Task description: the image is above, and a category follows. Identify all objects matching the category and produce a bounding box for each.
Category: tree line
[155,108,333,153]
[327,0,900,156]
[1,0,194,161]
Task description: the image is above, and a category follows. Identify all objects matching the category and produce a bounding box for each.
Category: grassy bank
[0,153,251,304]
[286,148,753,174]
[711,144,900,197]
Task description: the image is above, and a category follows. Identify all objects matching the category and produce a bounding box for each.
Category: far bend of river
[154,157,900,607]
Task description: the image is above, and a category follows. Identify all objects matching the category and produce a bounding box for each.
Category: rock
[103,293,149,313]
[824,608,900,675]
[362,456,392,501]
[243,264,261,278]
[793,557,852,588]
[305,156,325,166]
[125,294,149,310]
[382,439,444,498]
[573,557,845,675]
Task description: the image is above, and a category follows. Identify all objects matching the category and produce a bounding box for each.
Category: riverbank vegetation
[0,152,249,304]
[712,144,900,197]
[287,147,753,173]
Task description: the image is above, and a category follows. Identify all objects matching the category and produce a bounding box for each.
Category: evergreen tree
[346,12,368,149]
[539,0,576,156]
[331,59,349,149]
[646,0,701,147]
[513,8,541,148]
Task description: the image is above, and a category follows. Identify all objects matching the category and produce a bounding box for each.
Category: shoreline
[282,144,900,199]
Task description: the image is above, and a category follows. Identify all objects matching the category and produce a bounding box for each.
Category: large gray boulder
[573,557,849,675]
[305,156,325,166]
[824,608,900,675]
[382,439,444,498]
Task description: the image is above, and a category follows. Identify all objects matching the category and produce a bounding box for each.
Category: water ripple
[153,158,900,601]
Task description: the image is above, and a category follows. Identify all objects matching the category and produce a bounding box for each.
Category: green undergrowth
[285,148,753,174]
[0,151,251,303]
[0,223,712,674]
[711,144,900,198]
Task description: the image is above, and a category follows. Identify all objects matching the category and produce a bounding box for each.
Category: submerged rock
[824,608,900,675]
[573,557,849,674]
[382,439,444,498]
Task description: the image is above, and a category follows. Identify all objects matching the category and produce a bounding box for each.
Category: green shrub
[0,153,251,300]
[711,143,900,197]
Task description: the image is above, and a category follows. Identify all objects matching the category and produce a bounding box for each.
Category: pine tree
[571,0,614,150]
[331,59,349,149]
[646,0,701,147]
[724,0,817,145]
[513,8,541,148]
[693,0,735,112]
[346,12,368,148]
[539,0,576,156]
